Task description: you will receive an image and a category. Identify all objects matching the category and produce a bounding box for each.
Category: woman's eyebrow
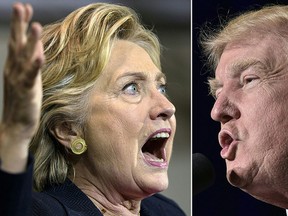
[116,71,166,81]
[156,72,167,82]
[116,72,147,81]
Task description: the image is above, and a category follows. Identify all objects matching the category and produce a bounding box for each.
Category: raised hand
[0,3,44,173]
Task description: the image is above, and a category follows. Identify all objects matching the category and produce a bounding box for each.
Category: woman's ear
[49,122,80,148]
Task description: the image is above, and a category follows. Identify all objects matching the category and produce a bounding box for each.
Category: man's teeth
[152,132,170,139]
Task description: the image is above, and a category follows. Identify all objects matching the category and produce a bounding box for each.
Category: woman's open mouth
[141,130,170,168]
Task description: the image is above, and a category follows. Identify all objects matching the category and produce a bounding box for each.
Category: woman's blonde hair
[200,5,288,71]
[30,3,161,191]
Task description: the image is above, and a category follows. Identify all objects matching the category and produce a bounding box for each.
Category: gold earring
[71,138,87,155]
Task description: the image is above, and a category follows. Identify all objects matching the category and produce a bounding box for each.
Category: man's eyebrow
[208,59,265,98]
[208,78,222,98]
[228,58,265,78]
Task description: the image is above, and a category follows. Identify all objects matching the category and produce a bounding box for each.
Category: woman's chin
[140,174,169,195]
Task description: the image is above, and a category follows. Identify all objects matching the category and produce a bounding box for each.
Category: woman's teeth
[152,132,170,139]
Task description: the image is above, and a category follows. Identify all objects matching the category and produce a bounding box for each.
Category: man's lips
[219,130,238,160]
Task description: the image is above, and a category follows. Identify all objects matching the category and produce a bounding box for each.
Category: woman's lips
[141,129,171,168]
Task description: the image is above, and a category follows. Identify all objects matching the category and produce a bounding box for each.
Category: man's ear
[49,122,80,149]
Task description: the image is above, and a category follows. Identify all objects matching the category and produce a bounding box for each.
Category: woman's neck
[71,176,141,216]
[87,194,141,216]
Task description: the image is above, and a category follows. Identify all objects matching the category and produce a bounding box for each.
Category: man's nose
[210,92,240,124]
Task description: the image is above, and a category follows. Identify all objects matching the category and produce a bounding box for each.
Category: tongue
[143,152,161,161]
[142,151,168,168]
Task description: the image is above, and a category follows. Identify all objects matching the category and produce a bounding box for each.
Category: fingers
[7,2,44,88]
[10,3,32,45]
[24,3,33,23]
[26,22,45,81]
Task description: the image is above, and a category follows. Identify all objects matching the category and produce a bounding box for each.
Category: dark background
[193,0,288,215]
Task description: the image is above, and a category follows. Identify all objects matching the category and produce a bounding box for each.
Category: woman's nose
[150,90,176,120]
[210,93,240,124]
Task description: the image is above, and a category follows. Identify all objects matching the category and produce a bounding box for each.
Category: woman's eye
[158,84,167,95]
[123,82,139,95]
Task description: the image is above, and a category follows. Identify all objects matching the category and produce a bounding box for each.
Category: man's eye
[123,82,139,95]
[242,75,259,85]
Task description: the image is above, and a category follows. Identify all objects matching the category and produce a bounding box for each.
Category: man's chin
[227,168,252,188]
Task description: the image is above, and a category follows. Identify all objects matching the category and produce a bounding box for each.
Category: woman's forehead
[103,40,161,77]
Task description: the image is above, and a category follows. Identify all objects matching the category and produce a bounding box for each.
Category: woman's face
[80,40,176,199]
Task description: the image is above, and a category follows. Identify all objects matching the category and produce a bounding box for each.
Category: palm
[0,3,44,172]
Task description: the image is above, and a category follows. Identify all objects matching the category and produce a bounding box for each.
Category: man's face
[210,35,288,202]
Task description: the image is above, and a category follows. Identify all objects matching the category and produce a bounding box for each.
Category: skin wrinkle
[226,124,278,190]
[80,155,141,210]
[243,149,287,205]
[78,178,140,215]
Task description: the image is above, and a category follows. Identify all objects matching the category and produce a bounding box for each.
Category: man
[201,4,288,215]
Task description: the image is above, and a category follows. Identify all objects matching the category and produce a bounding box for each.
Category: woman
[0,2,185,216]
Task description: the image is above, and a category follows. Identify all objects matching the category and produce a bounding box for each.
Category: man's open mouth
[141,131,170,168]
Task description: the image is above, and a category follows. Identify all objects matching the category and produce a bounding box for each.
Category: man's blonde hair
[201,5,288,71]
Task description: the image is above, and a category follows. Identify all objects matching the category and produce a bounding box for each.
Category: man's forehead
[217,35,285,72]
[224,33,286,55]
